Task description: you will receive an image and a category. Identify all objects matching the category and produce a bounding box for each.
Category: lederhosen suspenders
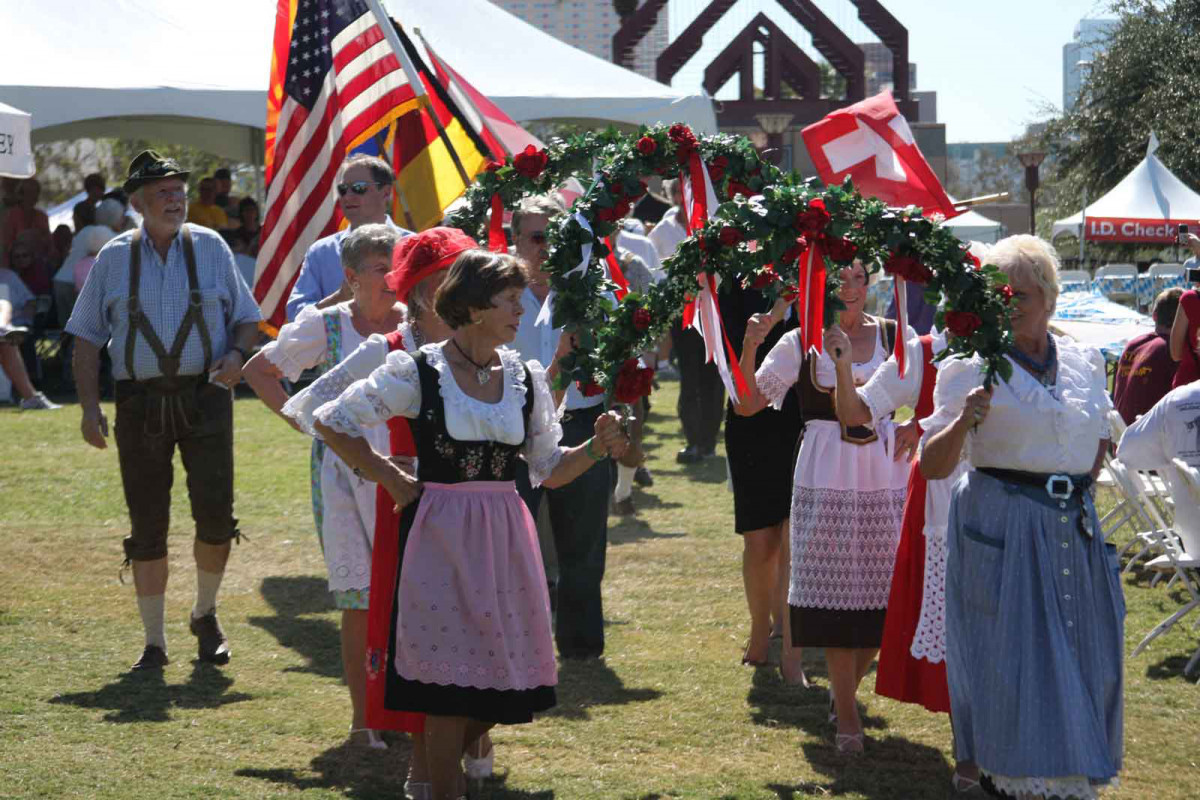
[125,225,213,380]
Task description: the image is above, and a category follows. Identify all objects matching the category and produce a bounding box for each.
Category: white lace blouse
[308,342,565,486]
[260,302,369,381]
[858,329,948,425]
[919,335,1113,475]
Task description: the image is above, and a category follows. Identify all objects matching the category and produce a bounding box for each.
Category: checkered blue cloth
[66,224,261,380]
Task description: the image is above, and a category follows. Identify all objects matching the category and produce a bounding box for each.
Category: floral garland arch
[445,123,1014,405]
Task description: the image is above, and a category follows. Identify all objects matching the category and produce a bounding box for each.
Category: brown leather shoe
[189,611,231,665]
[131,644,169,671]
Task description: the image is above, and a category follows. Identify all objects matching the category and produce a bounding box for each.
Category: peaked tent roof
[1052,152,1200,242]
[0,0,715,163]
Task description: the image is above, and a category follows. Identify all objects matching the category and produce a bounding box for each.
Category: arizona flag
[802,91,959,219]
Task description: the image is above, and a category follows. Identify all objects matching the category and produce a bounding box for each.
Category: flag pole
[363,0,472,186]
[414,27,513,160]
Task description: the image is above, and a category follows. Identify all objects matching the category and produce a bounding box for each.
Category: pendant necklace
[1009,333,1057,389]
[452,339,495,385]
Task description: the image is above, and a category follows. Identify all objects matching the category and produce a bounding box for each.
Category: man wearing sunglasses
[284,154,410,320]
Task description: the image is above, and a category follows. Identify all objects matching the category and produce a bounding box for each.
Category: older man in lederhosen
[67,151,261,671]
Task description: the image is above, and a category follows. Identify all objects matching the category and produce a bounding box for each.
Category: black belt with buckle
[979,468,1095,537]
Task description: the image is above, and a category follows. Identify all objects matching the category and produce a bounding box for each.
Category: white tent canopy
[0,101,34,178]
[942,206,1004,244]
[1052,149,1200,243]
[0,0,715,164]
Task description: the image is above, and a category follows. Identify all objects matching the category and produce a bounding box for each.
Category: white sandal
[835,731,864,755]
[463,738,494,780]
[403,779,432,800]
[347,727,388,750]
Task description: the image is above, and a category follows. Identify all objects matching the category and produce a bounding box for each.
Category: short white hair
[988,234,1060,311]
[341,223,399,273]
[82,225,116,256]
[95,198,125,229]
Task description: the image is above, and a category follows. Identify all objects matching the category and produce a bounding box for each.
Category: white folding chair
[1130,459,1200,679]
[1094,263,1139,305]
[1058,269,1091,292]
[1107,459,1170,570]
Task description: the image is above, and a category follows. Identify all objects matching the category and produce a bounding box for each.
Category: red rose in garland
[782,236,809,264]
[595,199,632,223]
[718,226,743,247]
[708,155,729,182]
[794,198,831,237]
[669,123,697,162]
[997,284,1014,304]
[963,250,981,270]
[578,381,606,397]
[636,136,658,156]
[632,308,652,330]
[824,236,858,263]
[513,145,548,179]
[484,159,504,172]
[727,180,753,200]
[751,264,779,289]
[945,310,983,338]
[883,251,934,284]
[613,358,655,403]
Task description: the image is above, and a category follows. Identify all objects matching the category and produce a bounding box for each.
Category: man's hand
[593,411,629,459]
[81,407,109,450]
[209,351,244,389]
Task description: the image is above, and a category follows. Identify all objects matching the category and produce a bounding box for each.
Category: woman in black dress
[721,280,804,682]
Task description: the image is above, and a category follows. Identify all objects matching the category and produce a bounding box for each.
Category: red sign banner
[1083,217,1197,243]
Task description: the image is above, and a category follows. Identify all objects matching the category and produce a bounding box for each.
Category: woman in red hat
[281,226,483,798]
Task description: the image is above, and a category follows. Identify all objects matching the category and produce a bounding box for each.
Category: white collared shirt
[511,287,604,411]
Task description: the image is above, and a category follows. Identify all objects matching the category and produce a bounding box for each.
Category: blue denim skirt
[945,470,1124,788]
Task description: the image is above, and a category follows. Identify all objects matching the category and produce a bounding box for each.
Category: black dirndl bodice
[407,350,534,483]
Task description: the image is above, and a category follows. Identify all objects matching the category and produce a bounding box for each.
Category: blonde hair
[988,234,1060,311]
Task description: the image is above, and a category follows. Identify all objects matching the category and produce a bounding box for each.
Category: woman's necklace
[410,321,425,349]
[451,339,495,385]
[1009,333,1057,387]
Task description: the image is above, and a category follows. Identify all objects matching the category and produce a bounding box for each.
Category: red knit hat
[387,227,479,303]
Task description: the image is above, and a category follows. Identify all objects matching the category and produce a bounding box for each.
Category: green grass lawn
[1,380,1198,799]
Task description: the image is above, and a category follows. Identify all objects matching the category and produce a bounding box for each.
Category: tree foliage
[1043,0,1200,224]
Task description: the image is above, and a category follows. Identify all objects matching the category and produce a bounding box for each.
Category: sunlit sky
[665,0,1115,143]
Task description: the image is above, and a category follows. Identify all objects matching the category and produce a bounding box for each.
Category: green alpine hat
[122,150,191,194]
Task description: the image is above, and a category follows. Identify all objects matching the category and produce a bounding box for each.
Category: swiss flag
[802,91,960,219]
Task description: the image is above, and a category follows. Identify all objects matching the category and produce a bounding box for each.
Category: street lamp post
[755,113,794,167]
[1017,150,1046,235]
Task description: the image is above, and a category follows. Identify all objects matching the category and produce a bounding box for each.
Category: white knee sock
[614,463,635,502]
[138,594,167,649]
[192,569,225,618]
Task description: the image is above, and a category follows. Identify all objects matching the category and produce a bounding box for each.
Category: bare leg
[741,524,782,664]
[409,731,430,782]
[424,715,468,800]
[194,539,231,574]
[340,609,369,730]
[778,530,806,685]
[826,648,863,737]
[463,721,494,756]
[852,646,879,687]
[132,557,169,597]
[0,343,36,400]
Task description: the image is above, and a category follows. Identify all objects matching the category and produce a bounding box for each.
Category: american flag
[255,0,422,330]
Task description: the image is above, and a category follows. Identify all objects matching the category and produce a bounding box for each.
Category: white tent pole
[1080,187,1087,270]
[251,126,264,207]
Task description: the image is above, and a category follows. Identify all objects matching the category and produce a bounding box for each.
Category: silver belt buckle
[1046,474,1074,500]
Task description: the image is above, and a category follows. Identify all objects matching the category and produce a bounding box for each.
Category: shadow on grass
[49,662,252,723]
[248,575,342,679]
[236,734,409,799]
[744,656,889,737]
[545,657,662,721]
[651,455,727,485]
[609,514,687,546]
[1145,652,1200,681]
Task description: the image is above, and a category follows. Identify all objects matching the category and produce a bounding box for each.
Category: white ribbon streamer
[536,211,593,327]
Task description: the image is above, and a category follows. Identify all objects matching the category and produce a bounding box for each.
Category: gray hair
[988,234,1061,311]
[341,223,400,273]
[406,272,440,321]
[95,198,125,230]
[511,194,565,238]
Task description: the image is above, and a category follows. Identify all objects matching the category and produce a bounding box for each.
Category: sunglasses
[336,180,384,197]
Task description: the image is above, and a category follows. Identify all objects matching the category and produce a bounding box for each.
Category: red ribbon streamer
[796,245,827,354]
[702,272,750,400]
[604,235,629,300]
[487,192,506,253]
[892,277,907,378]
